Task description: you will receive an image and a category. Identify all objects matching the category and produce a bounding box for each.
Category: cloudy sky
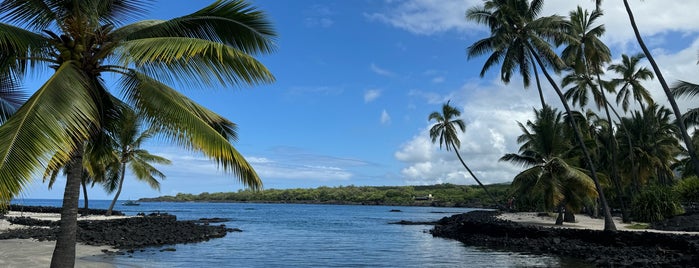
[17,0,699,200]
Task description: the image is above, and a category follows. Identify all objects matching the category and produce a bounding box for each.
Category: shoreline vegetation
[137,183,510,208]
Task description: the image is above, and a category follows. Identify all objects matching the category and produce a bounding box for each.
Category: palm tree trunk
[81,179,88,216]
[555,203,564,225]
[623,0,699,177]
[606,100,642,196]
[50,147,83,268]
[106,162,127,216]
[596,73,631,223]
[527,45,617,231]
[451,142,501,208]
[530,52,546,108]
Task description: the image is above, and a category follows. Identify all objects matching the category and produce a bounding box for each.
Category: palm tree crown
[0,1,275,266]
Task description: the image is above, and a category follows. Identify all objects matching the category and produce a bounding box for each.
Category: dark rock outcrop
[431,211,699,267]
[651,213,699,232]
[0,213,234,249]
[9,205,124,216]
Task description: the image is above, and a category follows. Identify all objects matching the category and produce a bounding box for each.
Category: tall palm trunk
[595,72,631,223]
[81,179,88,216]
[623,0,699,177]
[50,145,84,268]
[606,100,642,195]
[530,52,546,108]
[106,162,127,216]
[527,45,616,231]
[450,142,501,207]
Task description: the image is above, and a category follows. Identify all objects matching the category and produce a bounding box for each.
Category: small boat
[122,200,140,206]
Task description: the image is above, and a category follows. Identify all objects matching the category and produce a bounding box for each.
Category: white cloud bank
[374,0,699,185]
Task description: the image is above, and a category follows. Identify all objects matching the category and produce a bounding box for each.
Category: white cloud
[304,4,335,28]
[381,109,391,125]
[396,80,544,185]
[368,0,699,49]
[364,89,381,103]
[364,0,477,35]
[432,76,445,83]
[370,63,396,77]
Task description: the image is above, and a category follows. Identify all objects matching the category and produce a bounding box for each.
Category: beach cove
[3,199,698,267]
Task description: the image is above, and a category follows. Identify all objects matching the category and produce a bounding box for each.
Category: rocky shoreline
[430,211,699,267]
[0,206,237,250]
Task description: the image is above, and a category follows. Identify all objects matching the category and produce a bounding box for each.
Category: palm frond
[114,0,275,55]
[120,71,261,189]
[671,80,699,99]
[117,37,274,88]
[0,62,98,202]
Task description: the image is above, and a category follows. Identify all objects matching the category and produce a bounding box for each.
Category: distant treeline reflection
[139,183,510,207]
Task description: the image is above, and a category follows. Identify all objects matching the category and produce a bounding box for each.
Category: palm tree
[428,101,500,207]
[671,77,699,177]
[617,104,681,187]
[607,53,654,112]
[104,107,170,216]
[466,0,567,108]
[0,1,274,266]
[501,105,598,224]
[620,0,699,177]
[560,6,633,223]
[467,0,616,230]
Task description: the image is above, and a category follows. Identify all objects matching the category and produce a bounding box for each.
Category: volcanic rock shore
[1,206,235,249]
[430,211,699,267]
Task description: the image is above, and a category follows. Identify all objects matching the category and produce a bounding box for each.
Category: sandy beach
[497,211,698,235]
[0,211,129,268]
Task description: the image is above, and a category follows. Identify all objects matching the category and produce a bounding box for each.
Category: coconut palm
[501,105,598,224]
[467,0,616,230]
[619,0,699,177]
[617,104,681,187]
[466,0,567,108]
[671,77,699,177]
[607,53,654,112]
[0,1,274,266]
[103,107,170,216]
[560,6,633,222]
[429,101,500,207]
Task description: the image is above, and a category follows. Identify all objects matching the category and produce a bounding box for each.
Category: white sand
[0,211,131,267]
[498,212,699,235]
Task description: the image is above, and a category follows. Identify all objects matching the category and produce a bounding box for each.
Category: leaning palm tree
[467,0,616,230]
[619,0,699,177]
[103,107,170,216]
[501,105,598,225]
[429,101,500,207]
[0,1,274,266]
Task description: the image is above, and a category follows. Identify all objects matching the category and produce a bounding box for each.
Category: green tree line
[140,183,511,207]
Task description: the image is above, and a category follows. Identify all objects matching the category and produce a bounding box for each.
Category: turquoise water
[12,199,581,267]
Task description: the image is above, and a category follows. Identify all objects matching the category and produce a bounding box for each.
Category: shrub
[674,176,699,203]
[631,186,684,223]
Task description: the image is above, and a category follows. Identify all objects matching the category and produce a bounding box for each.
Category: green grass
[625,223,650,229]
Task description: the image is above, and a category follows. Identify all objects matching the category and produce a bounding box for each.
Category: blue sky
[16,0,699,200]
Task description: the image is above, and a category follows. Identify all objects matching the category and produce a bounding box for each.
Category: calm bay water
[12,199,583,267]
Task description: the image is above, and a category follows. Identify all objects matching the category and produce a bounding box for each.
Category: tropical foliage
[141,183,511,207]
[500,106,598,224]
[0,0,275,266]
[462,0,699,225]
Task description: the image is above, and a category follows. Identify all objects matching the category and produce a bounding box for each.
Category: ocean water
[11,199,586,267]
